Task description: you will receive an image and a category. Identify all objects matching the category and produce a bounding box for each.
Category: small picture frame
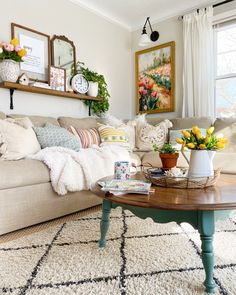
[49,66,66,91]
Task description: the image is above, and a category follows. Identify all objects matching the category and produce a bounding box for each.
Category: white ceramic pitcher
[187,150,215,178]
[87,81,98,97]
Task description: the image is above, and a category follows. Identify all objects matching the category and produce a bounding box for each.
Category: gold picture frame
[11,23,51,83]
[135,41,175,114]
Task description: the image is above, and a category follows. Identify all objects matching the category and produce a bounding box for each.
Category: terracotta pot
[159,153,179,169]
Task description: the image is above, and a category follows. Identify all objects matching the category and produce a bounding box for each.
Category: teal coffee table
[93,173,236,293]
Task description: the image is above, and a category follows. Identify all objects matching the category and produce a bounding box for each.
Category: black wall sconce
[139,17,159,47]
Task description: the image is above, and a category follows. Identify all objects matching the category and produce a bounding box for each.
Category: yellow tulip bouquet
[0,38,27,62]
[176,126,228,151]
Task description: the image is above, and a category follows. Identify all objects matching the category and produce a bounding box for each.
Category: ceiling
[70,0,219,31]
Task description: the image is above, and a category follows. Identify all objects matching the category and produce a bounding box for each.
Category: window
[214,21,236,118]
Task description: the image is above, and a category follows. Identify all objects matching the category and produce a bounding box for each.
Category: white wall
[131,1,235,120]
[131,17,183,119]
[0,0,132,119]
[1,1,234,120]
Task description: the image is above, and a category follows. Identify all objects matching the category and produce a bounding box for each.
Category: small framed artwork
[49,66,66,91]
[135,41,175,114]
[11,23,51,83]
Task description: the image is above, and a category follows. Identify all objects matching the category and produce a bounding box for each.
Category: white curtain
[182,7,215,118]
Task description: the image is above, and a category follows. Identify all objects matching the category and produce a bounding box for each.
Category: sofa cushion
[0,117,41,160]
[97,123,129,149]
[0,159,50,190]
[7,114,59,127]
[136,116,172,151]
[214,118,236,132]
[146,118,169,126]
[69,126,101,148]
[133,150,147,160]
[214,118,236,153]
[34,123,82,151]
[129,152,141,167]
[213,152,236,174]
[102,115,136,151]
[58,117,98,129]
[170,117,213,130]
[0,112,6,120]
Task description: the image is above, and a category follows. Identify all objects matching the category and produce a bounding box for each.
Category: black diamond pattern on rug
[0,208,236,295]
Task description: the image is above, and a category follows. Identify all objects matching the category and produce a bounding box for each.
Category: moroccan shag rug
[1,207,236,295]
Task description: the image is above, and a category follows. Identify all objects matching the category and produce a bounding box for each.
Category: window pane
[217,51,236,76]
[217,26,236,54]
[217,24,236,76]
[216,77,236,118]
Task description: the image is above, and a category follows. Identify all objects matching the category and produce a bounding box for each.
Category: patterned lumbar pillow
[136,115,173,151]
[97,123,129,149]
[0,117,41,160]
[33,123,82,151]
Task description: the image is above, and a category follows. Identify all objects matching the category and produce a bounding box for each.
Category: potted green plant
[153,143,179,170]
[72,62,110,116]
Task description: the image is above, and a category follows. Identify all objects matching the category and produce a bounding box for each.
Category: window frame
[214,20,236,117]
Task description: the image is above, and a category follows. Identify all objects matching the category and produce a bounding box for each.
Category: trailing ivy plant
[72,61,110,116]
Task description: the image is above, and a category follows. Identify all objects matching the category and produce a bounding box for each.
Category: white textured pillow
[103,113,123,127]
[136,116,172,151]
[0,117,41,160]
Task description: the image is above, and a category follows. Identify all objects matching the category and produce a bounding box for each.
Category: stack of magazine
[98,179,152,196]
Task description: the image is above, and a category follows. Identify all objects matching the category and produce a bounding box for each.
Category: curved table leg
[99,199,112,248]
[198,211,216,293]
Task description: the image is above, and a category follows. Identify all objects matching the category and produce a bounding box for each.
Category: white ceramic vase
[188,150,216,178]
[0,60,20,82]
[87,81,98,97]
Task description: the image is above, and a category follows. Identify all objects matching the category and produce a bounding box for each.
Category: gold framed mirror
[51,35,76,78]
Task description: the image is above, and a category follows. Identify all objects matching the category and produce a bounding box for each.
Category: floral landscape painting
[136,41,175,114]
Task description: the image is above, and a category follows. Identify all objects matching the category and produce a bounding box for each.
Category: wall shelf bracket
[9,88,15,110]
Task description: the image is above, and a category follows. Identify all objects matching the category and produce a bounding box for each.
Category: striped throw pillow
[68,126,100,148]
[97,123,129,148]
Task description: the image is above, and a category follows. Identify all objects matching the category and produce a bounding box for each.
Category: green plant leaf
[72,61,110,116]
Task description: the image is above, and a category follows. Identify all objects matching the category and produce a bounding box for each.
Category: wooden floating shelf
[0,81,101,109]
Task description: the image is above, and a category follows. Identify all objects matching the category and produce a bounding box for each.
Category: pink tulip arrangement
[0,38,27,62]
[138,75,159,111]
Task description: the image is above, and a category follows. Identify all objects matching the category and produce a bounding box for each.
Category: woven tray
[144,169,220,189]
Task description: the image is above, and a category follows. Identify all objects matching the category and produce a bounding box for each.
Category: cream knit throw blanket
[29,145,130,195]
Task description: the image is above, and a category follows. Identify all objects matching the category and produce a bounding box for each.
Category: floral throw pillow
[136,118,172,151]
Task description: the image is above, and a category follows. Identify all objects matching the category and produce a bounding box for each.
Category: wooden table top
[92,173,236,211]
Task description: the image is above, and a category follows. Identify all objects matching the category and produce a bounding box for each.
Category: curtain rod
[213,0,234,8]
[179,0,235,19]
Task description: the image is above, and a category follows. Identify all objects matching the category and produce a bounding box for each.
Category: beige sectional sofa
[0,111,235,235]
